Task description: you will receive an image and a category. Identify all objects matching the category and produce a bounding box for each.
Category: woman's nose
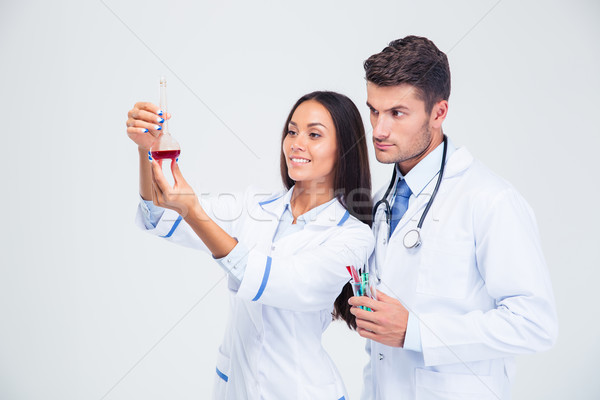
[291,136,307,152]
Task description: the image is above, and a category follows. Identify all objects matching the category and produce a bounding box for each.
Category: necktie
[389,179,411,237]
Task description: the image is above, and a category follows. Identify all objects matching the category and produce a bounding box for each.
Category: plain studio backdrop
[1,0,598,399]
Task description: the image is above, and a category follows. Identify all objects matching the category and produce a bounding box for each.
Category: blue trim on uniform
[258,195,284,206]
[338,397,345,400]
[337,210,350,226]
[252,256,272,301]
[160,215,182,238]
[216,367,229,382]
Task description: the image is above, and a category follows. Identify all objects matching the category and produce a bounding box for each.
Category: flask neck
[159,80,169,134]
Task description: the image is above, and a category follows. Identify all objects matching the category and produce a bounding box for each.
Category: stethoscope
[372,135,448,249]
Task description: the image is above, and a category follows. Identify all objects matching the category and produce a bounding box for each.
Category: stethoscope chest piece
[403,228,422,249]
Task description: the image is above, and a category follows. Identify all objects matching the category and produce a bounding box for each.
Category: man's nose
[372,116,391,141]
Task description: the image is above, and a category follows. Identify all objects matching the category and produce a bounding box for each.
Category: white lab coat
[363,147,558,400]
[136,187,374,400]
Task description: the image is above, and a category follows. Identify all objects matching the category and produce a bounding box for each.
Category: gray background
[1,0,598,399]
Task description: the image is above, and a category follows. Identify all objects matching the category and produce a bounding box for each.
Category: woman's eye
[287,130,297,136]
[309,132,321,138]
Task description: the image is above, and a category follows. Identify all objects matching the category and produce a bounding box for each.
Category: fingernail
[175,157,179,163]
[157,117,164,123]
[143,128,149,133]
[148,156,153,162]
[155,125,162,130]
[148,151,151,156]
[157,110,163,116]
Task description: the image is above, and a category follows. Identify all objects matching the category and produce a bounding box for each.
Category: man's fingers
[349,295,379,311]
[356,326,379,340]
[376,289,393,302]
[350,305,378,321]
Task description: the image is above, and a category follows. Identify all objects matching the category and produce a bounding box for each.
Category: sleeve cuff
[140,196,165,229]
[215,241,248,283]
[403,312,423,352]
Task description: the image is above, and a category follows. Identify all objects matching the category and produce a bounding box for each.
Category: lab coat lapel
[305,199,348,229]
[390,146,474,237]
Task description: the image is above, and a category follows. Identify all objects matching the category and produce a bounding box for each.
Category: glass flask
[150,77,180,160]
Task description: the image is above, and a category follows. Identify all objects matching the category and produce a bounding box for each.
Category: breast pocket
[416,240,474,299]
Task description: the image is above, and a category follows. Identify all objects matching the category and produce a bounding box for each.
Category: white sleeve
[134,191,246,254]
[235,222,375,312]
[417,188,558,366]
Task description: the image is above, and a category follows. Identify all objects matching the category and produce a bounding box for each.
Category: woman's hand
[150,159,200,218]
[126,102,171,151]
[150,159,237,258]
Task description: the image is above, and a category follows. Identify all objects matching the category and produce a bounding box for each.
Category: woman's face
[283,100,338,188]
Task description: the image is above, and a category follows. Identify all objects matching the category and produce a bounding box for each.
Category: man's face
[366,82,437,173]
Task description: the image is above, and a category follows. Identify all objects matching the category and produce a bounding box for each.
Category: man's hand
[349,289,409,347]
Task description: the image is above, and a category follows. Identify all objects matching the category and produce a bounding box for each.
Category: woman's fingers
[132,102,162,115]
[129,109,166,126]
[170,158,187,187]
[151,160,171,194]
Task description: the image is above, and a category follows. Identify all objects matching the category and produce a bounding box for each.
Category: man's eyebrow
[366,101,410,112]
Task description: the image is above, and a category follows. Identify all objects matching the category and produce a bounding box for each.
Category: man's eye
[392,110,404,117]
[370,108,378,115]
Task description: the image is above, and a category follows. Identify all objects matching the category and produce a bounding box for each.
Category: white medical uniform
[136,187,374,399]
[364,141,558,400]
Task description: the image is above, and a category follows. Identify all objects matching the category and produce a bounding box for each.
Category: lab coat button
[378,353,384,361]
[227,258,231,263]
[382,238,387,245]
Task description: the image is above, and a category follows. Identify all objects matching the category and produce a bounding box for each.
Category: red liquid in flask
[151,150,181,160]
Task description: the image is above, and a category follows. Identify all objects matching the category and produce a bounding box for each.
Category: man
[349,36,558,399]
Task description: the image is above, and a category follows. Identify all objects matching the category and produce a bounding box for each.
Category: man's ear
[430,100,448,129]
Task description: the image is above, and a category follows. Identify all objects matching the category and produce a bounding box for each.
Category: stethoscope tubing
[373,135,448,249]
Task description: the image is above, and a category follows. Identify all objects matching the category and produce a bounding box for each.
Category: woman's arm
[127,101,237,258]
[150,159,238,259]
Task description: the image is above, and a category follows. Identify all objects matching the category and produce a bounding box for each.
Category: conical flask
[150,77,180,160]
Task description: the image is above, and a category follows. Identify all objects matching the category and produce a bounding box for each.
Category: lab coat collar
[258,186,348,227]
[395,137,456,197]
[386,141,474,235]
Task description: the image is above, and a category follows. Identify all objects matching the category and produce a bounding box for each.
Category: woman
[126,91,374,399]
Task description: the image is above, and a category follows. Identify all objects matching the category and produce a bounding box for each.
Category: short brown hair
[364,35,451,113]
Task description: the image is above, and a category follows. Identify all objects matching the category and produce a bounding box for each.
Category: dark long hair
[279,91,372,329]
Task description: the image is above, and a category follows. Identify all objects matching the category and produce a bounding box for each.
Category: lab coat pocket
[213,347,231,399]
[416,240,472,299]
[415,368,501,400]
